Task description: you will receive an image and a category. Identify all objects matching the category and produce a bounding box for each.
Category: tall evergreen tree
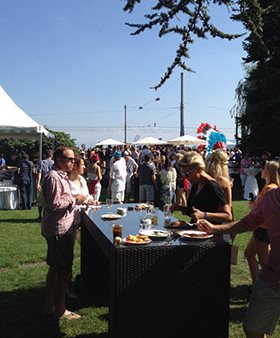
[231,1,280,155]
[123,0,265,89]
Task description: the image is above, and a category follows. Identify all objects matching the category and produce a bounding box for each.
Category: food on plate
[135,204,149,210]
[101,213,121,219]
[169,220,186,227]
[183,232,210,239]
[126,234,150,243]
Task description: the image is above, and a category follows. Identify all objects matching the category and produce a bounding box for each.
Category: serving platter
[138,229,170,239]
[178,230,213,240]
[101,213,122,220]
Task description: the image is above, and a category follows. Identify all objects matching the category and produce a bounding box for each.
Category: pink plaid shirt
[244,187,280,288]
[41,168,76,239]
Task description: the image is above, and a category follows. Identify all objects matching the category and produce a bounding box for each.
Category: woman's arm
[192,204,232,223]
[97,165,102,181]
[197,218,250,235]
[217,176,232,207]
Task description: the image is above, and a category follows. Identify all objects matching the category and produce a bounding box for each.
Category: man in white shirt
[108,150,127,203]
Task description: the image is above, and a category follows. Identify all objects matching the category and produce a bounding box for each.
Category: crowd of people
[1,143,280,336]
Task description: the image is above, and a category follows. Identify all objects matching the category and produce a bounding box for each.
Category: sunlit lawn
[0,198,279,337]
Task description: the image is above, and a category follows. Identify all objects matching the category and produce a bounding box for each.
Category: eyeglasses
[61,156,75,162]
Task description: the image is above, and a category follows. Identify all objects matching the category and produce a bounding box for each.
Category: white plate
[101,213,122,220]
[88,205,102,209]
[123,236,152,245]
[139,229,170,238]
[178,230,213,240]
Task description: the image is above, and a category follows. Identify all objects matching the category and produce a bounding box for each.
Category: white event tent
[95,138,124,146]
[132,136,167,145]
[167,134,206,145]
[0,85,53,160]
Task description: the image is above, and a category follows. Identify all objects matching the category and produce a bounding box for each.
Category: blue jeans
[139,184,154,202]
[19,183,32,209]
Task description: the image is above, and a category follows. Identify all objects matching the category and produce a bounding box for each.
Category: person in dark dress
[172,151,232,224]
[136,154,157,203]
[18,153,33,210]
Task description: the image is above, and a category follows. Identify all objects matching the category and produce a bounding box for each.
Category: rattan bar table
[81,203,231,338]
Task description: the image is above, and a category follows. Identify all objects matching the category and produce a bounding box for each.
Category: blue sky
[0,0,246,147]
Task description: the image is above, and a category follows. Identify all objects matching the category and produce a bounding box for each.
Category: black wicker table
[81,203,231,338]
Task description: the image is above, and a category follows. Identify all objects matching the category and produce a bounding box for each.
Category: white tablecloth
[243,168,260,200]
[0,186,18,210]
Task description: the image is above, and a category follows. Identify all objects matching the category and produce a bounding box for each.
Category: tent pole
[39,133,43,161]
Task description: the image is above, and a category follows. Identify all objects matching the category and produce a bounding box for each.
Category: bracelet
[204,211,207,219]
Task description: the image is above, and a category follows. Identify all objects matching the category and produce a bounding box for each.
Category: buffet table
[81,204,231,338]
[0,186,18,210]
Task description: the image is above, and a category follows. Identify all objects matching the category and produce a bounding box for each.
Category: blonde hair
[264,160,280,186]
[178,151,205,170]
[173,152,184,162]
[205,149,229,180]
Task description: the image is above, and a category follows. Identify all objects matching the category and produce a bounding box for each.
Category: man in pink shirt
[42,146,85,320]
[197,187,280,338]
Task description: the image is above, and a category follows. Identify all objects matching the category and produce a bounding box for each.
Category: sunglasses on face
[61,156,75,162]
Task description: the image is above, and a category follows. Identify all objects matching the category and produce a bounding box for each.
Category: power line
[48,125,235,131]
[184,102,230,110]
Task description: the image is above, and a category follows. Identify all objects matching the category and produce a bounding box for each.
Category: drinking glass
[164,209,171,226]
[146,201,154,215]
[106,198,113,214]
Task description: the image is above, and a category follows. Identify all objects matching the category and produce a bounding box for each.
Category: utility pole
[124,104,127,144]
[180,72,184,136]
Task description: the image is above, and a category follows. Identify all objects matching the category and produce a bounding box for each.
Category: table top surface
[0,186,17,192]
[84,203,223,249]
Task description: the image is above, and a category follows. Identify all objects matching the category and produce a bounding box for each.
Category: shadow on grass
[0,218,40,224]
[0,287,60,338]
[230,284,251,304]
[229,284,251,323]
[0,286,108,338]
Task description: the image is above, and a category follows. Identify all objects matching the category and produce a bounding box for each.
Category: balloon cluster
[197,122,227,157]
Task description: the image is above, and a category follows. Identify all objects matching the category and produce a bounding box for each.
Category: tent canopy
[0,85,53,160]
[132,136,167,145]
[95,138,124,146]
[167,134,206,145]
[226,140,236,149]
[0,86,52,139]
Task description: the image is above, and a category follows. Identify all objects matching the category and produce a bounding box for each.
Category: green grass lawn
[0,200,279,337]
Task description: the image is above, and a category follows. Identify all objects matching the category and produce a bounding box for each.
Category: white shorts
[243,278,280,335]
[111,190,125,203]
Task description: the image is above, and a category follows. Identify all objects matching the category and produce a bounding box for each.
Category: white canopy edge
[131,136,167,145]
[95,138,125,146]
